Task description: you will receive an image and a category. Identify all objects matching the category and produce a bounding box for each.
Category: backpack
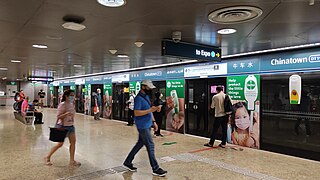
[14,92,20,101]
[13,101,23,112]
[224,94,233,114]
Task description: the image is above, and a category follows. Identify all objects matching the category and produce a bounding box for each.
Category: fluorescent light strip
[55,60,198,80]
[32,44,48,49]
[11,60,21,63]
[222,43,320,59]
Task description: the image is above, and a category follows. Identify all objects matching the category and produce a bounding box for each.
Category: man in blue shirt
[123,80,167,177]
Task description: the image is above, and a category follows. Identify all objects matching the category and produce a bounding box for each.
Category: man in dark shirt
[28,100,43,124]
[38,89,46,108]
[94,89,102,120]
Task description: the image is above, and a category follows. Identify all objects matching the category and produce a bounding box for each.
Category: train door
[112,83,129,121]
[186,78,226,137]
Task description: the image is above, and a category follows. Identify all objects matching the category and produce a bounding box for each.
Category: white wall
[0,82,6,106]
[5,85,17,106]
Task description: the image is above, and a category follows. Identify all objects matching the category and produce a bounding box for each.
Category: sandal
[70,161,81,166]
[204,143,213,147]
[44,157,52,166]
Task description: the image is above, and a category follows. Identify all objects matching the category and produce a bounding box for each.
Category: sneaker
[219,144,226,148]
[153,168,167,177]
[123,163,137,172]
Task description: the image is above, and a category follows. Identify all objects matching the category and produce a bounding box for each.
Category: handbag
[49,127,68,142]
[94,106,99,114]
[49,118,68,142]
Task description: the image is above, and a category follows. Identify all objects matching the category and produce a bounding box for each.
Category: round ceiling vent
[208,6,263,24]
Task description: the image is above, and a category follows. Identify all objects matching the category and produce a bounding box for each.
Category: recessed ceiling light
[0,67,8,71]
[217,28,237,35]
[32,44,48,49]
[97,0,126,7]
[16,79,23,81]
[309,0,315,5]
[62,22,86,31]
[109,49,118,54]
[11,60,21,63]
[117,54,129,58]
[74,64,82,67]
[134,41,144,47]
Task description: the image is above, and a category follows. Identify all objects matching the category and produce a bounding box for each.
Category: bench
[14,111,35,125]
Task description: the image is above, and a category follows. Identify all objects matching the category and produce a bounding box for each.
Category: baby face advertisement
[166,79,185,133]
[227,75,260,149]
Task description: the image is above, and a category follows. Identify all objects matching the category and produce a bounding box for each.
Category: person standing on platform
[94,88,102,120]
[153,92,164,137]
[38,89,46,108]
[204,86,228,148]
[123,80,167,177]
[127,91,135,126]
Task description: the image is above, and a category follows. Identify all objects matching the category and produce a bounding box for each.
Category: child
[231,102,259,148]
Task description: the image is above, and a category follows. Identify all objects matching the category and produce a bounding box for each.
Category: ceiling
[0,0,320,81]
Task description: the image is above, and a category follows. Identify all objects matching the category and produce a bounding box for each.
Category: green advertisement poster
[129,81,141,95]
[165,79,185,134]
[84,85,89,96]
[103,83,113,119]
[59,85,63,94]
[226,75,260,149]
[103,83,112,95]
[83,84,91,115]
[227,75,260,109]
[49,86,54,94]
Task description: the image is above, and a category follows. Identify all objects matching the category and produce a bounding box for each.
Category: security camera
[172,31,181,43]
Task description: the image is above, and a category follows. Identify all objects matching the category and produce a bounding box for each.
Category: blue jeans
[124,128,159,171]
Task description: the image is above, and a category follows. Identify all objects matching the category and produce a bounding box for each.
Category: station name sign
[162,40,221,61]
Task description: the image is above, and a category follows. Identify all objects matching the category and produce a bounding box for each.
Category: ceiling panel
[0,0,320,81]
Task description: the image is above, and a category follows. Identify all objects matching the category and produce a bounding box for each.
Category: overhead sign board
[184,63,227,78]
[162,40,221,61]
[27,76,54,82]
[112,74,129,82]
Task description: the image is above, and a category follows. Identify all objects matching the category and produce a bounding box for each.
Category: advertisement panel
[226,75,260,149]
[129,81,141,95]
[84,84,91,115]
[103,83,112,119]
[166,79,185,133]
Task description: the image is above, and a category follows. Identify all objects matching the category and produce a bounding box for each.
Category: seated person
[21,96,29,116]
[27,100,44,124]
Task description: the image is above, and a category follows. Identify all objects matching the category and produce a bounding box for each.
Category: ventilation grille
[208,6,263,24]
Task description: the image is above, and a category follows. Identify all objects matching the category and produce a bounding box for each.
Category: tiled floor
[0,107,319,180]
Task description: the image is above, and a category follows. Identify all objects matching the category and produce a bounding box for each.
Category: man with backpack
[204,86,231,148]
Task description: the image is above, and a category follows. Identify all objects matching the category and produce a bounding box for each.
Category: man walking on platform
[123,80,167,177]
